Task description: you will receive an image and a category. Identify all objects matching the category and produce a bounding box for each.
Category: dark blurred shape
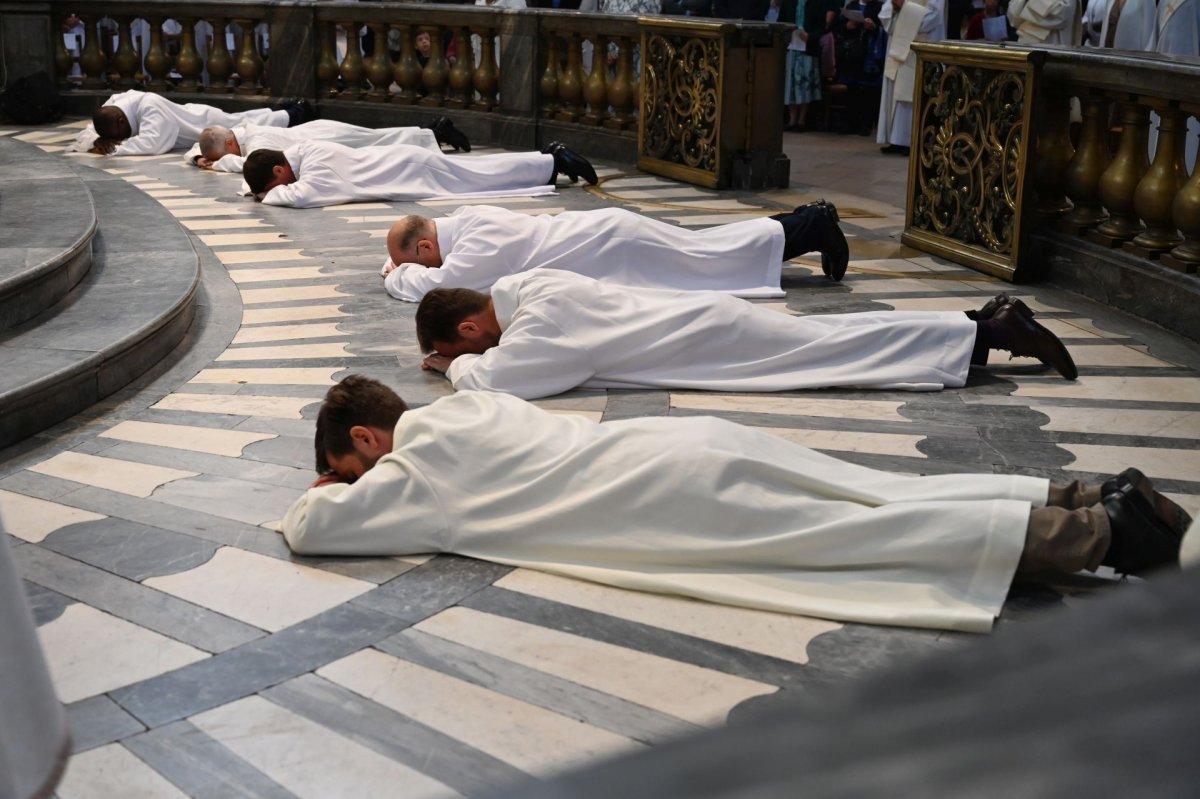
[491,567,1200,798]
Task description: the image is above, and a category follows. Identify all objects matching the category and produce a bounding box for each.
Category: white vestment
[1081,0,1112,45]
[383,205,786,302]
[1101,0,1158,48]
[183,120,441,171]
[1155,0,1200,171]
[446,270,977,399]
[877,0,945,148]
[261,141,556,208]
[1008,0,1083,44]
[66,90,288,155]
[282,391,1047,633]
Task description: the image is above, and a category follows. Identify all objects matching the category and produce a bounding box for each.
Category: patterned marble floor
[3,120,1199,798]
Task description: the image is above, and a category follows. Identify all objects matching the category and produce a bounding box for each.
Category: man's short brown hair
[243,148,287,195]
[414,288,490,353]
[314,375,408,474]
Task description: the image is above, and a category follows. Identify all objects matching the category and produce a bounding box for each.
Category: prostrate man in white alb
[280,375,1188,633]
[243,140,597,208]
[67,89,311,156]
[414,270,1079,400]
[379,201,850,302]
[185,116,471,172]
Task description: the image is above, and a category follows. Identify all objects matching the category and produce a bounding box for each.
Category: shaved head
[93,106,131,141]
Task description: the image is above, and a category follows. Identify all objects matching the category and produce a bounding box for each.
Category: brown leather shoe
[991,299,1078,380]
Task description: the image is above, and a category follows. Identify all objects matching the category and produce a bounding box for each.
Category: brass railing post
[472,27,499,111]
[556,33,583,122]
[144,18,170,90]
[539,32,560,119]
[234,19,264,95]
[338,21,366,98]
[176,19,203,92]
[1033,92,1074,216]
[316,21,339,97]
[1090,100,1151,245]
[418,25,449,106]
[206,20,234,93]
[391,25,420,104]
[366,22,392,100]
[1127,103,1188,256]
[447,26,474,108]
[1163,109,1200,273]
[111,17,139,87]
[605,37,635,130]
[582,33,609,126]
[1061,91,1112,231]
[78,16,108,88]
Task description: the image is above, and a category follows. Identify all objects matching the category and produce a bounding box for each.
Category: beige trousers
[1019,480,1110,575]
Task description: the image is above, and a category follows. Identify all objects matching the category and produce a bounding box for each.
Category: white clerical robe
[878,0,945,148]
[261,141,556,208]
[1156,0,1200,170]
[183,119,441,171]
[66,90,288,155]
[1101,0,1158,48]
[445,270,976,399]
[282,391,1046,633]
[383,205,786,302]
[1008,0,1083,45]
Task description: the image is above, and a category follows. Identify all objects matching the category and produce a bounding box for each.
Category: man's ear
[456,319,481,339]
[272,164,290,180]
[349,425,378,452]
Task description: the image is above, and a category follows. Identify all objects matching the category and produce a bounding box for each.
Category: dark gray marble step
[0,168,199,450]
[0,137,97,332]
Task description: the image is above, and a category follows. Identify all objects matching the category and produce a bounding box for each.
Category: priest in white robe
[244,141,594,208]
[280,377,1186,633]
[1095,0,1158,49]
[184,119,451,172]
[66,90,293,156]
[380,202,849,302]
[877,0,945,153]
[1008,0,1083,45]
[415,270,1078,399]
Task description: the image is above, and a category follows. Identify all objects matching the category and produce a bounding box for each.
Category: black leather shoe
[975,292,1014,320]
[880,144,910,156]
[1101,479,1183,575]
[991,299,1078,380]
[430,116,471,152]
[1105,468,1193,539]
[548,143,598,185]
[793,199,838,224]
[540,140,563,155]
[282,99,317,127]
[816,204,849,281]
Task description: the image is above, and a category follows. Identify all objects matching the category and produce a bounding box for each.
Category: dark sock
[771,208,825,261]
[970,320,990,365]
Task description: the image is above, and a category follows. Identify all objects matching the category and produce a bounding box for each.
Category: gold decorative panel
[902,44,1042,281]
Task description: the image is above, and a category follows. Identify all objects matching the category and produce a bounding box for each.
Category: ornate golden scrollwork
[910,62,1027,258]
[641,34,721,176]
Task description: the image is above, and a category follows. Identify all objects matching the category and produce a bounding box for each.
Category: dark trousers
[769,206,826,260]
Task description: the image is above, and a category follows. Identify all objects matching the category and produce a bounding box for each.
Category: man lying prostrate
[380,201,849,302]
[414,271,1079,400]
[243,140,596,208]
[281,375,1189,633]
[67,89,310,156]
[185,116,471,171]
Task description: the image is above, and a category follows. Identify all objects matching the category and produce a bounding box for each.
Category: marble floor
[3,121,1199,798]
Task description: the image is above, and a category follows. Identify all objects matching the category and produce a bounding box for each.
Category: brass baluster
[419,26,449,106]
[235,19,264,95]
[54,18,73,87]
[316,21,339,97]
[1090,101,1151,246]
[1061,93,1111,232]
[472,26,499,111]
[1033,93,1073,215]
[447,26,473,109]
[111,17,139,87]
[556,33,583,122]
[1163,112,1200,272]
[176,19,202,92]
[339,22,366,99]
[582,33,609,126]
[206,19,233,93]
[1126,105,1188,256]
[78,16,108,89]
[604,36,635,131]
[366,22,392,100]
[392,25,420,105]
[144,18,171,91]
[539,31,560,119]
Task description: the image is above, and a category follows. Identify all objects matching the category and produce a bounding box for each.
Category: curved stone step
[0,167,200,450]
[0,137,97,331]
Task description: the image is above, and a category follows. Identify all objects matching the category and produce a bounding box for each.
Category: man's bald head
[93,106,132,141]
[199,126,240,160]
[387,215,441,268]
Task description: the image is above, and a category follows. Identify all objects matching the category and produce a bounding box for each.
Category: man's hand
[422,353,458,373]
[310,472,344,489]
[381,259,397,276]
[89,138,118,155]
[864,17,877,30]
[196,156,213,170]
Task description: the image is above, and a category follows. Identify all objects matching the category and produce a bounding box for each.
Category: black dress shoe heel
[1100,482,1183,576]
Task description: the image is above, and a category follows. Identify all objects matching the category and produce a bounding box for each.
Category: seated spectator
[965,0,1016,40]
